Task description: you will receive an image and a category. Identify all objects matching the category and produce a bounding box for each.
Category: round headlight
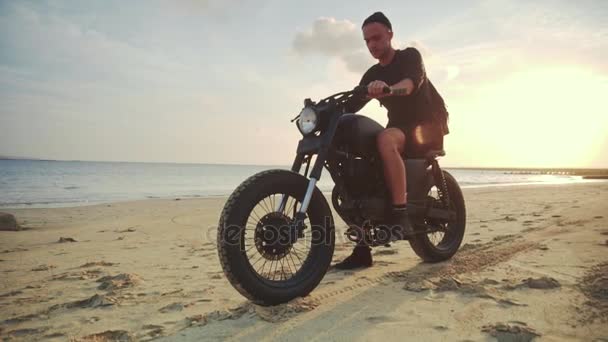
[297,107,318,135]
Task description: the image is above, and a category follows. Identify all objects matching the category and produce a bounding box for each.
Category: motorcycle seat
[425,149,445,159]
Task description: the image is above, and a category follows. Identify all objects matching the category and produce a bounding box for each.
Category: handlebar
[291,85,395,122]
[353,85,391,95]
[317,85,395,108]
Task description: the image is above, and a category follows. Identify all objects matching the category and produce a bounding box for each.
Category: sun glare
[449,66,608,168]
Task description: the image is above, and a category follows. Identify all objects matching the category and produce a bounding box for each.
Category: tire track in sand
[308,235,538,304]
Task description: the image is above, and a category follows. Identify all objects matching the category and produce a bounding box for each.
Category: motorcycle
[217,86,466,305]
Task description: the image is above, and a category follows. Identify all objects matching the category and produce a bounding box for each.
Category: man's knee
[377,129,405,154]
[376,131,390,149]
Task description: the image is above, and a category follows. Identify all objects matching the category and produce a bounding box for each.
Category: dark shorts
[387,121,444,158]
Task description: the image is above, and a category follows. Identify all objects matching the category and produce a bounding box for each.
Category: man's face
[362,22,393,60]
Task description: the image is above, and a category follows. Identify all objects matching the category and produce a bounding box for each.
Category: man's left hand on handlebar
[366,80,391,98]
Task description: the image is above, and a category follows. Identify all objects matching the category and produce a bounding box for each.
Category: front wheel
[409,170,466,262]
[217,169,335,306]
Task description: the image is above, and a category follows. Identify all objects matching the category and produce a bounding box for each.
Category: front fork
[276,147,330,239]
[429,158,450,208]
[277,153,319,206]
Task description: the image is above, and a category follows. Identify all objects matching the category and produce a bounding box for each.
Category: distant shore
[2,157,607,173]
[454,166,608,176]
[583,175,608,179]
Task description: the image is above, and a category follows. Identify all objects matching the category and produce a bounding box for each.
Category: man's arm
[368,78,416,97]
[389,78,417,96]
[390,47,426,96]
[367,78,416,99]
[344,70,373,113]
[344,92,371,113]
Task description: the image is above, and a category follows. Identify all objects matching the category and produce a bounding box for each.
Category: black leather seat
[401,149,445,160]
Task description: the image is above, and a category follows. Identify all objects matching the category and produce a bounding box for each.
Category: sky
[1,0,607,168]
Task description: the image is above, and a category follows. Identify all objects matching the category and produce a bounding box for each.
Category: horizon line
[1,156,607,171]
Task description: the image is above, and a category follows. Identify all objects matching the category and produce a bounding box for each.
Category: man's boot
[388,205,414,241]
[375,205,415,244]
[333,243,372,270]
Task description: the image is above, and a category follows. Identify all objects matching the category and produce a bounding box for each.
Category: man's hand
[367,80,390,98]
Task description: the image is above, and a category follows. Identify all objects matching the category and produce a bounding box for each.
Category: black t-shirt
[348,47,449,133]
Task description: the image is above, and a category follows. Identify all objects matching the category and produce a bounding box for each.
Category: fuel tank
[332,114,383,157]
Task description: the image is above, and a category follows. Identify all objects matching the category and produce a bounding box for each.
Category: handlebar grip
[353,85,392,95]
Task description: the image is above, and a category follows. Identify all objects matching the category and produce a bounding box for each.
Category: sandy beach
[1,181,607,341]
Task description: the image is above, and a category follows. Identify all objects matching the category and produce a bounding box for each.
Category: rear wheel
[409,170,466,262]
[217,169,335,305]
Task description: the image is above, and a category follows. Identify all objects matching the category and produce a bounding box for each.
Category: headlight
[297,107,318,135]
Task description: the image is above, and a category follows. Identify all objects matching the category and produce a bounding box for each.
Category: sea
[0,159,599,209]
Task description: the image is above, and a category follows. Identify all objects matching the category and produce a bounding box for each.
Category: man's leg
[376,128,407,205]
[376,127,413,240]
[334,128,410,270]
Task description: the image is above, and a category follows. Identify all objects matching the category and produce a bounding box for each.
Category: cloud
[293,17,361,56]
[341,51,372,74]
[292,17,374,74]
[0,2,190,88]
[292,17,442,75]
[414,0,608,83]
[0,1,296,164]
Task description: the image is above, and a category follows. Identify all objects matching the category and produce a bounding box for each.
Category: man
[334,12,449,269]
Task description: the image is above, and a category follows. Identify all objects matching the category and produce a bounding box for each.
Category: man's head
[362,12,393,60]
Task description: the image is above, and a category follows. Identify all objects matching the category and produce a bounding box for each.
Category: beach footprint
[365,315,400,324]
[374,249,398,256]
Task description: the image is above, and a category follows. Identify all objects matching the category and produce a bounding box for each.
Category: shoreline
[3,158,607,172]
[2,178,606,210]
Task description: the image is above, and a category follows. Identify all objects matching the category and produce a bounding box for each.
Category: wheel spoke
[257,198,268,215]
[288,252,300,272]
[245,243,257,254]
[257,257,269,276]
[246,220,259,229]
[291,246,304,265]
[284,255,294,278]
[286,197,296,217]
[263,196,274,214]
[289,197,297,216]
[268,259,276,280]
[279,259,286,280]
[292,253,300,272]
[292,242,310,254]
[272,258,279,281]
[292,200,299,217]
[282,197,293,216]
[259,198,271,215]
[284,258,292,279]
[250,254,264,268]
[250,207,263,223]
[266,259,274,278]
